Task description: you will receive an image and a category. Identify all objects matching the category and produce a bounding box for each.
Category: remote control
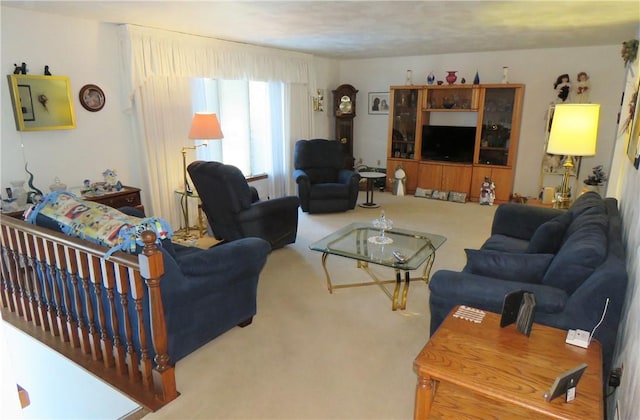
[392,251,407,263]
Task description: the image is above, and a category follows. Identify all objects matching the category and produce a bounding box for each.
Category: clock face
[339,95,353,114]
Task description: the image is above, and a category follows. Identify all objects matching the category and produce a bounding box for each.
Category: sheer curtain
[191,79,293,199]
[119,24,312,227]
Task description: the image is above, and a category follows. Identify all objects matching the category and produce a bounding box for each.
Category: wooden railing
[0,215,177,411]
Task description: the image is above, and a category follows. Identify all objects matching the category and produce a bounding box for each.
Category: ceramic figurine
[473,71,480,85]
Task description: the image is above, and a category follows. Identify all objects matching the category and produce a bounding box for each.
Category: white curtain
[119,24,312,227]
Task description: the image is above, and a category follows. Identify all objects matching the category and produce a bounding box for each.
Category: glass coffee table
[309,222,446,310]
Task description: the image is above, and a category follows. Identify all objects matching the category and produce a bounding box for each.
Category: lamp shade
[188,112,224,140]
[547,104,600,156]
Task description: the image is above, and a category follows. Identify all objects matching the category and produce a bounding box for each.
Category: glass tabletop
[310,222,446,270]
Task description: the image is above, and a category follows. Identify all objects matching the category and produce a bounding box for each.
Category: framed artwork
[625,78,640,169]
[368,92,389,115]
[79,84,106,112]
[7,74,76,131]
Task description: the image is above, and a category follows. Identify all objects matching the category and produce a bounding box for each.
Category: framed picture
[368,92,389,115]
[625,78,640,169]
[7,74,76,131]
[544,363,588,402]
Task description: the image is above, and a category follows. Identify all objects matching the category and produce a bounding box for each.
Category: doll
[575,72,590,103]
[479,176,495,205]
[554,74,571,103]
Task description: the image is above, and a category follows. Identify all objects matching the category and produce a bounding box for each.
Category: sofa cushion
[481,234,529,253]
[464,249,554,284]
[542,208,607,294]
[526,212,572,254]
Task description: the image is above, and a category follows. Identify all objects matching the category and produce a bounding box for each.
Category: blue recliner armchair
[293,139,361,213]
[188,161,299,250]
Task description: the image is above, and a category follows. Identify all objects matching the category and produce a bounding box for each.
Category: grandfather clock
[332,84,358,169]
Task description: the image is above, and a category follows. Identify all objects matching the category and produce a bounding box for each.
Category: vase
[446,71,458,85]
[502,66,509,84]
[406,69,413,85]
[10,180,27,207]
[473,71,480,85]
[426,71,435,85]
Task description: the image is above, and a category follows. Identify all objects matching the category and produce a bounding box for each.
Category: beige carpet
[143,191,497,419]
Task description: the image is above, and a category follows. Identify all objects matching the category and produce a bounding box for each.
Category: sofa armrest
[429,270,568,316]
[293,169,310,185]
[337,169,361,185]
[491,203,564,240]
[162,237,270,304]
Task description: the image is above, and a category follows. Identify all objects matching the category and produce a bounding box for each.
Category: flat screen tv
[421,125,476,163]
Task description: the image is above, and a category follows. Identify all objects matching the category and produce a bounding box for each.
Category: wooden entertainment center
[386,84,524,203]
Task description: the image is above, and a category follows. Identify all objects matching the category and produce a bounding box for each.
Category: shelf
[480,146,508,151]
[423,108,478,112]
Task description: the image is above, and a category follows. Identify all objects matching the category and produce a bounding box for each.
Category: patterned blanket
[27,191,172,258]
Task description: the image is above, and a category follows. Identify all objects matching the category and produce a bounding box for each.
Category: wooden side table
[413,306,603,419]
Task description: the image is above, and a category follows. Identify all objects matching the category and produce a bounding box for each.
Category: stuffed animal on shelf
[479,176,495,206]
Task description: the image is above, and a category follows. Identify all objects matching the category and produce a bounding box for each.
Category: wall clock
[79,84,105,112]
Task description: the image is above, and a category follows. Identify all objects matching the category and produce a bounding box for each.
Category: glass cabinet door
[478,88,516,166]
[390,88,419,159]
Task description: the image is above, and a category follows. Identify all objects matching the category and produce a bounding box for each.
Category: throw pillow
[526,212,571,254]
[465,249,554,284]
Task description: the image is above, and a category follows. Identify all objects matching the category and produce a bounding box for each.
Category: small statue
[392,165,407,196]
[479,176,495,206]
[44,65,52,76]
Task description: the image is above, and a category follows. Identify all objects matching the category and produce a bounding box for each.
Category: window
[191,78,284,178]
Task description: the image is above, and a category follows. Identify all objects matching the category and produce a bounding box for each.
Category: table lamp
[546,104,599,209]
[179,112,223,238]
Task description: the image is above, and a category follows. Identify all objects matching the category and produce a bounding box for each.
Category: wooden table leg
[414,375,436,420]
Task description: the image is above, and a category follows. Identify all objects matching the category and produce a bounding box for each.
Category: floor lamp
[546,104,600,209]
[179,112,224,239]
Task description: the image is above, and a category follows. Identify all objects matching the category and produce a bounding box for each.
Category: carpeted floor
[143,191,497,419]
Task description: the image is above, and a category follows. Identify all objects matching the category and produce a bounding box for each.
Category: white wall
[1,7,138,204]
[340,46,625,197]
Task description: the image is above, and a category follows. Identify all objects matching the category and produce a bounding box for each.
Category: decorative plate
[79,84,105,112]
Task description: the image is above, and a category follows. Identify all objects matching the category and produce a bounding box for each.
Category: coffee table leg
[321,252,333,293]
[400,271,410,310]
[392,269,401,310]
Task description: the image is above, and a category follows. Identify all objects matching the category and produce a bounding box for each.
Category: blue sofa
[28,195,271,363]
[429,192,627,379]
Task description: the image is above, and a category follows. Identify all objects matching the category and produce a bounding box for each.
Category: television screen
[421,125,476,163]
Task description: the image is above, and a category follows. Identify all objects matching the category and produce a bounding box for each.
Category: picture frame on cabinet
[368,92,389,115]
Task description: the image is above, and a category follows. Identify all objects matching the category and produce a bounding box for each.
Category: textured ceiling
[3,1,639,58]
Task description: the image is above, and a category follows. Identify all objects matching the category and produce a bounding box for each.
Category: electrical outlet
[609,367,622,387]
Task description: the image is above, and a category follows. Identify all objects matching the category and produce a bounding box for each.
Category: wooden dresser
[82,186,143,211]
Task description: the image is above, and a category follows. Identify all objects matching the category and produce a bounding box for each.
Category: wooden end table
[413,306,603,419]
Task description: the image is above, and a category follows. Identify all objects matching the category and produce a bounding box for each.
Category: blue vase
[473,71,480,85]
[427,72,435,85]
